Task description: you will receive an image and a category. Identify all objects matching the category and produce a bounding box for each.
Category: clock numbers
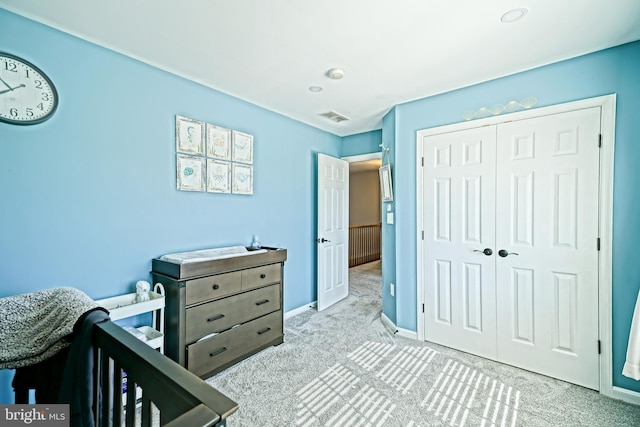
[0,52,58,125]
[4,61,17,72]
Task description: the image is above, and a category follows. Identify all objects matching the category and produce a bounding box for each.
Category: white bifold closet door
[423,107,601,389]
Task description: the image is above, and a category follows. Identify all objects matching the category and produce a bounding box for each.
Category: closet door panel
[422,126,498,360]
[495,107,601,390]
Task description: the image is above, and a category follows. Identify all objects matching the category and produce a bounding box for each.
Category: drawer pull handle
[212,284,220,290]
[209,347,227,357]
[260,274,267,279]
[255,299,270,306]
[207,314,225,322]
[257,327,271,335]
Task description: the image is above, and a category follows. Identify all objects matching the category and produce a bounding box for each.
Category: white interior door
[495,107,601,389]
[423,126,498,359]
[422,107,601,389]
[317,153,349,311]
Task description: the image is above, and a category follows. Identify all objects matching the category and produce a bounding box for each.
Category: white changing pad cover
[159,246,267,264]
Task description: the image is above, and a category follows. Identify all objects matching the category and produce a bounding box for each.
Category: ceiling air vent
[319,111,350,123]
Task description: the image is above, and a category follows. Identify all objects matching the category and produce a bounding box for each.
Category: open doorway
[343,152,382,272]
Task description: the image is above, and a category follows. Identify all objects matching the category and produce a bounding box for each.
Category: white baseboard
[285,301,316,319]
[396,326,418,340]
[381,312,419,340]
[381,312,396,332]
[612,386,640,405]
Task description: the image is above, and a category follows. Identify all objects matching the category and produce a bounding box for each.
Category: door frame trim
[342,152,382,163]
[415,94,616,397]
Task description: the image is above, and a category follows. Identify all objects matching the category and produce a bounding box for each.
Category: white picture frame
[232,163,253,195]
[232,130,254,164]
[176,154,206,192]
[379,164,394,202]
[206,124,232,160]
[207,159,231,193]
[176,115,205,155]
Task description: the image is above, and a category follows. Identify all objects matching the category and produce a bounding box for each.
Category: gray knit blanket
[0,287,101,369]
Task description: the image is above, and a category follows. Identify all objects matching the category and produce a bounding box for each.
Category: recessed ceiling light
[309,86,323,93]
[326,68,345,80]
[501,7,528,23]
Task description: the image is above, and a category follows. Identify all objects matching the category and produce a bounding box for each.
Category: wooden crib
[93,320,238,426]
[3,286,237,426]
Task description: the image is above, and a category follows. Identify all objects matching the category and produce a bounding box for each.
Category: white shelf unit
[96,283,165,353]
[96,283,165,400]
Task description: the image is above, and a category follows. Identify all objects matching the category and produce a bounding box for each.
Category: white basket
[136,325,163,350]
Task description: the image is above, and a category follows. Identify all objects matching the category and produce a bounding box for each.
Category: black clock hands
[0,83,26,95]
[0,76,12,90]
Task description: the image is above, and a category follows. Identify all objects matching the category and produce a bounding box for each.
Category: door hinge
[597,238,601,251]
[421,230,424,240]
[421,157,424,167]
[422,303,425,313]
[599,134,602,148]
[598,340,601,354]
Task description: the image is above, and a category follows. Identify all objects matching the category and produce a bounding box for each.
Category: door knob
[498,249,519,257]
[316,238,330,243]
[473,248,493,256]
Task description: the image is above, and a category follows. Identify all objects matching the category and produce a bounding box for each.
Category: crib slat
[100,352,113,427]
[113,362,123,426]
[141,394,152,427]
[125,379,136,426]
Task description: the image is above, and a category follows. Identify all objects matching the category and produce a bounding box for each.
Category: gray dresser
[151,247,287,378]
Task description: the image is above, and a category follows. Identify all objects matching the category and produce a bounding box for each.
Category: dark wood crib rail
[94,321,238,427]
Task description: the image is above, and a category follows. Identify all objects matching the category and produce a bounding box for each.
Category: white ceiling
[1,0,639,137]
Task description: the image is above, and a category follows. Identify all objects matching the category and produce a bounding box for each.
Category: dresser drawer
[185,284,280,344]
[185,271,242,306]
[242,264,281,290]
[187,310,283,377]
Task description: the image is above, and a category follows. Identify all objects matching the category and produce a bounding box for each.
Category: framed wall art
[232,163,253,195]
[176,115,205,155]
[207,124,232,160]
[232,130,253,164]
[176,154,206,192]
[207,159,231,193]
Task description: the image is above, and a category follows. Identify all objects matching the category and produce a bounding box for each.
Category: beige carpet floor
[207,260,640,426]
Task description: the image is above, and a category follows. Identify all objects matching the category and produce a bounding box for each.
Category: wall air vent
[319,111,350,123]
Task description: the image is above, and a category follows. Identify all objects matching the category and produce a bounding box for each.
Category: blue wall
[341,130,382,157]
[0,10,345,402]
[387,40,640,393]
[380,111,397,324]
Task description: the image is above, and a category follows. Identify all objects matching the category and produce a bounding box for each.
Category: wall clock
[0,52,58,125]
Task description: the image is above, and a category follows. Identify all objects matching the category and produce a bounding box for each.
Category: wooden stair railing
[349,223,382,267]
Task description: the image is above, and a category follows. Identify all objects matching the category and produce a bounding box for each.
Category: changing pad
[159,246,267,264]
